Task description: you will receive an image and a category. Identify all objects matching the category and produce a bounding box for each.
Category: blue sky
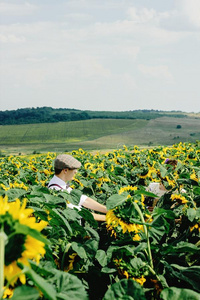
[0,0,200,112]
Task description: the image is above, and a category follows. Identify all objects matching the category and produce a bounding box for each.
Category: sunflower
[84,162,94,170]
[132,275,146,286]
[171,194,188,204]
[64,253,77,272]
[113,258,147,286]
[73,178,84,187]
[0,195,48,286]
[139,168,153,179]
[190,223,200,233]
[190,171,198,182]
[119,186,145,208]
[9,182,28,191]
[2,287,13,299]
[165,176,176,187]
[106,188,150,241]
[96,176,110,187]
[0,184,10,191]
[106,207,144,241]
[118,186,137,194]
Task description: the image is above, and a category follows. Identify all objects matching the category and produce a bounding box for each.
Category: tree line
[0,106,187,125]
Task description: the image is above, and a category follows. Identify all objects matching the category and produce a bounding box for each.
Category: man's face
[64,168,78,181]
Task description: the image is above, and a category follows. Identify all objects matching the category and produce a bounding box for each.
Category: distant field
[0,117,200,155]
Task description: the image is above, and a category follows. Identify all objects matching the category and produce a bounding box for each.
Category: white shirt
[48,175,88,210]
[146,182,187,196]
[146,182,166,197]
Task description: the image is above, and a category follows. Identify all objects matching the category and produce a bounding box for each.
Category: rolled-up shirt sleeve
[79,194,88,206]
[67,187,88,207]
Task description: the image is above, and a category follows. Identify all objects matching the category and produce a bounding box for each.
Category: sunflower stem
[147,265,167,287]
[61,243,72,271]
[133,202,154,270]
[0,230,7,300]
[169,173,179,190]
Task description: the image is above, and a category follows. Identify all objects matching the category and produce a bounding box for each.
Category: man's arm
[82,196,107,214]
[92,213,106,222]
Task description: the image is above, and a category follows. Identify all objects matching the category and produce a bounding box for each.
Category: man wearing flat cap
[48,154,107,221]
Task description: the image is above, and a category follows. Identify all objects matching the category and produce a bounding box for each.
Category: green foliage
[0,107,91,125]
[1,115,200,154]
[11,286,40,300]
[0,107,188,126]
[0,119,146,145]
[160,287,200,300]
[1,141,200,299]
[103,279,146,300]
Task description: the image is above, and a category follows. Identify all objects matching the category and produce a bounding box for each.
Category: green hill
[0,116,200,155]
[0,106,191,125]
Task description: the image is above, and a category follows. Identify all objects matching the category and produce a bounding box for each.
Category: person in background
[145,158,187,212]
[164,158,178,169]
[48,154,107,221]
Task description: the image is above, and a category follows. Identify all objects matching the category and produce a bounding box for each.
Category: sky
[0,0,200,113]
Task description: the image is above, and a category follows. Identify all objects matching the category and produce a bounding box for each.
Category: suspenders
[48,183,70,189]
[48,183,63,189]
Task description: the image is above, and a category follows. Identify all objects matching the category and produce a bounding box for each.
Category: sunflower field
[0,141,200,300]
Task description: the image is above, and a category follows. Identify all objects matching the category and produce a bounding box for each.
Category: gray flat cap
[54,154,81,169]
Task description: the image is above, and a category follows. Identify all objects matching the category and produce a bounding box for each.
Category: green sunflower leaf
[161,241,200,255]
[186,208,197,222]
[29,262,89,300]
[103,279,146,300]
[71,241,87,259]
[62,189,82,206]
[48,208,72,234]
[106,193,128,210]
[14,222,48,244]
[95,249,108,267]
[11,285,40,300]
[135,189,158,198]
[160,287,200,300]
[5,188,29,200]
[43,194,67,207]
[53,271,89,300]
[163,263,200,293]
[158,164,168,178]
[21,265,57,300]
[78,208,98,228]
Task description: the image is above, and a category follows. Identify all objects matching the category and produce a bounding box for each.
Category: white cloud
[181,0,200,27]
[119,73,137,90]
[64,12,93,22]
[69,55,111,78]
[138,64,174,80]
[0,1,200,113]
[66,0,124,10]
[0,33,25,43]
[0,2,37,15]
[0,22,51,40]
[127,4,200,33]
[174,0,200,29]
[25,57,47,63]
[92,17,185,46]
[127,7,170,25]
[110,45,140,61]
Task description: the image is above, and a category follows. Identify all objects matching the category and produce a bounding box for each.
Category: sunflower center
[5,234,26,265]
[3,219,26,265]
[114,202,139,223]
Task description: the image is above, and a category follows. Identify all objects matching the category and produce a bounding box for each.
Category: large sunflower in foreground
[106,190,150,241]
[0,195,48,286]
[106,209,143,241]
